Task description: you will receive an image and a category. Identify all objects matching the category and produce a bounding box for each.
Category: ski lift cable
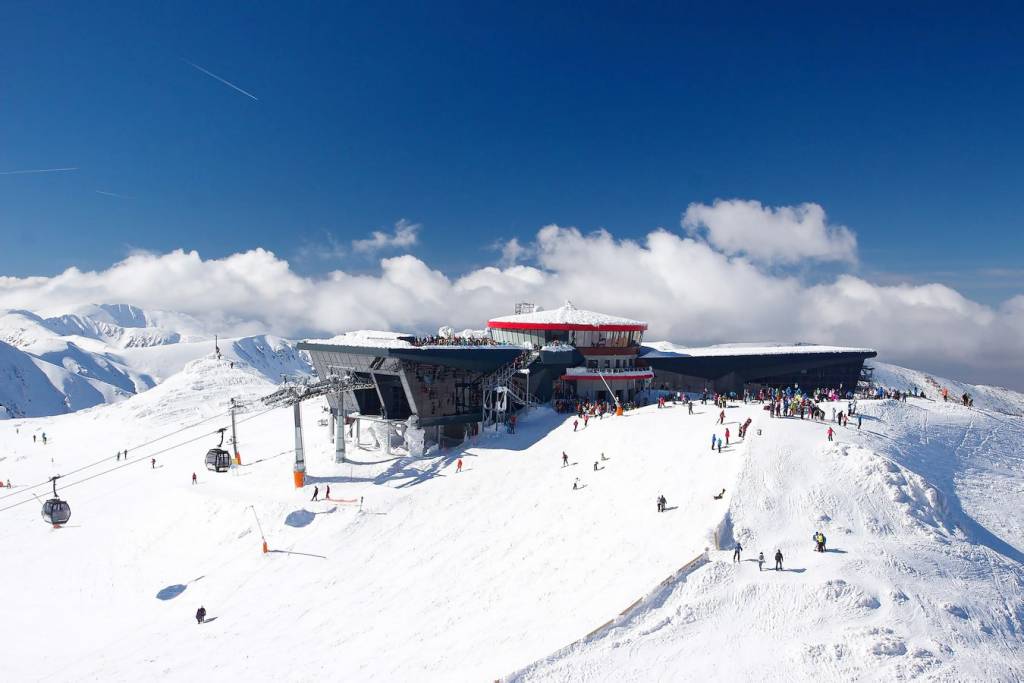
[0,403,280,516]
[0,409,231,503]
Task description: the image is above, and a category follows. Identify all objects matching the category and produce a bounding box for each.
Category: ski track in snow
[0,360,1023,681]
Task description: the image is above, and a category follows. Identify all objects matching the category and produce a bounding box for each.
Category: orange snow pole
[234,452,242,466]
[262,539,269,554]
[616,405,624,416]
[293,469,305,488]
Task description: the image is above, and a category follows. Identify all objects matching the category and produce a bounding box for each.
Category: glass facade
[489,327,643,348]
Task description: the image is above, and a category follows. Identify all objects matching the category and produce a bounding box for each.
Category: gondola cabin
[41,498,71,526]
[205,448,232,472]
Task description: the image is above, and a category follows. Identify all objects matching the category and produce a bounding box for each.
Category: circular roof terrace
[487,301,647,332]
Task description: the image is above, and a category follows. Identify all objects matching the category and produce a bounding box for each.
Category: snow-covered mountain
[0,304,310,418]
[0,357,1021,681]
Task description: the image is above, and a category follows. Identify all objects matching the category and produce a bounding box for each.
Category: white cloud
[496,237,529,266]
[0,201,1021,389]
[351,219,420,254]
[682,199,858,265]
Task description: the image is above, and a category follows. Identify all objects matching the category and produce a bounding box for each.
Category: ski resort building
[487,303,652,403]
[297,302,876,446]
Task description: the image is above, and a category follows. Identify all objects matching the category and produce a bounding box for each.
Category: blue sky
[2,2,1023,303]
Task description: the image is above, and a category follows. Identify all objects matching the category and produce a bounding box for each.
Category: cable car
[205,448,232,472]
[42,476,71,527]
[205,427,232,472]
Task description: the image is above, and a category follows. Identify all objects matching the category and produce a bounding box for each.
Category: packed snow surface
[489,301,647,328]
[1,360,1022,681]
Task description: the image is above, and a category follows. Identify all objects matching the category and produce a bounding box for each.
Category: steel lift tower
[261,373,375,487]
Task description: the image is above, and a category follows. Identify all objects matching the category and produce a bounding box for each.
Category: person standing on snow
[758,551,765,571]
[725,428,730,446]
[717,439,722,454]
[151,458,156,469]
[573,419,578,432]
[827,426,834,442]
[774,549,784,571]
[326,484,331,500]
[192,472,197,485]
[196,606,207,624]
[311,486,319,502]
[719,410,725,425]
[562,451,569,467]
[857,415,862,429]
[711,434,717,451]
[733,542,742,563]
[456,458,463,473]
[573,477,580,491]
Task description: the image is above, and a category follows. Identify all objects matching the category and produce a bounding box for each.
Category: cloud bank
[1,200,1021,389]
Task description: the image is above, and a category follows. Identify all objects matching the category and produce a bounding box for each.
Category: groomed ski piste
[1,357,1023,681]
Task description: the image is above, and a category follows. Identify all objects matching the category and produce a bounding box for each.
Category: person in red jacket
[827,426,834,442]
[456,458,463,473]
[725,427,730,446]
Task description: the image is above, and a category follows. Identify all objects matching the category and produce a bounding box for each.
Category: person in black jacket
[774,549,784,571]
[196,606,207,624]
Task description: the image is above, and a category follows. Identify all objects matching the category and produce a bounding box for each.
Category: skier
[688,402,694,415]
[718,410,725,425]
[151,458,156,469]
[42,433,47,445]
[33,435,36,443]
[562,451,569,467]
[573,419,578,432]
[711,434,716,451]
[827,426,834,442]
[573,477,580,491]
[456,458,463,473]
[774,549,784,571]
[593,461,598,471]
[733,542,742,563]
[196,606,207,624]
[326,484,331,500]
[758,551,765,572]
[600,452,609,461]
[192,472,198,485]
[311,486,319,502]
[116,451,120,461]
[857,415,862,429]
[725,428,730,446]
[713,488,725,500]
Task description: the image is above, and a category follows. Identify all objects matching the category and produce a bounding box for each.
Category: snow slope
[1,362,1022,682]
[513,397,1024,681]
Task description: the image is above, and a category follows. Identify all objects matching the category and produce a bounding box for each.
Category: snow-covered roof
[488,301,647,330]
[643,341,876,357]
[304,330,416,349]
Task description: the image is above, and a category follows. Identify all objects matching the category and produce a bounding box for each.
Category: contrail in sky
[0,167,78,175]
[183,59,259,101]
[96,190,126,198]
